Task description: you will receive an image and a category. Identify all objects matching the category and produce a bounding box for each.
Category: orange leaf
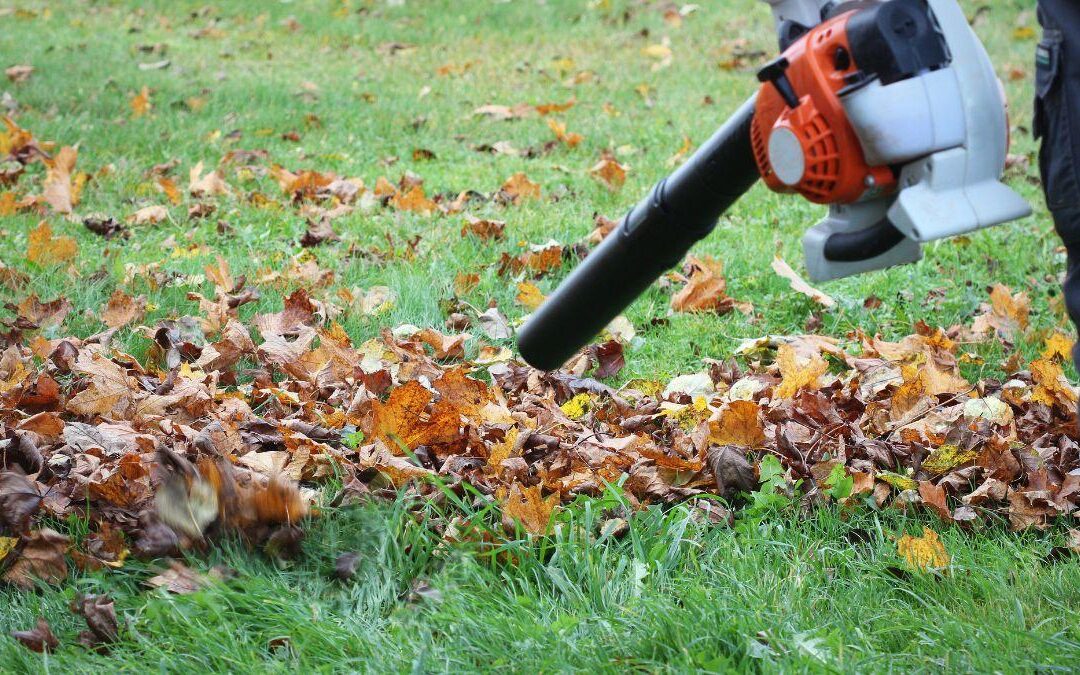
[26,220,77,266]
[500,483,558,535]
[709,400,765,448]
[130,86,152,118]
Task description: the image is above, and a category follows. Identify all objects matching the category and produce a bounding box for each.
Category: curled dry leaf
[588,155,627,191]
[771,255,835,307]
[10,617,59,653]
[498,172,541,204]
[671,255,745,314]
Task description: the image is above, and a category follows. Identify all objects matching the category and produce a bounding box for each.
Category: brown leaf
[127,204,168,225]
[101,289,147,328]
[145,561,215,594]
[498,172,541,204]
[5,65,34,83]
[670,255,746,314]
[72,593,119,648]
[3,528,68,589]
[461,214,506,240]
[130,86,151,117]
[707,446,757,496]
[10,617,58,653]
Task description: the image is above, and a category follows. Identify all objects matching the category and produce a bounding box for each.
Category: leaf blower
[517,0,1031,371]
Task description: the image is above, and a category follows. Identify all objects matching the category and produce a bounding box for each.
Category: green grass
[1,0,1078,671]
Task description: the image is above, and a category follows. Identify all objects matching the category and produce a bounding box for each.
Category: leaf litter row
[1,103,1079,654]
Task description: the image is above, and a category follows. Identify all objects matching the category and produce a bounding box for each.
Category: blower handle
[517,95,760,371]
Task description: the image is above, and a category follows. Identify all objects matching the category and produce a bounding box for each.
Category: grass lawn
[1,0,1079,671]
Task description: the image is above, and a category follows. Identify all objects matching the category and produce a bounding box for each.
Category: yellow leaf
[26,220,77,265]
[1043,332,1075,362]
[0,536,16,562]
[515,281,545,310]
[560,393,594,420]
[896,527,950,571]
[775,343,828,398]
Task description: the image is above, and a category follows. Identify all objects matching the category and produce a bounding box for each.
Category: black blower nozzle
[517,95,760,371]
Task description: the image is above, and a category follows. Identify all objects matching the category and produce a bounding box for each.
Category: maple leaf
[128,204,168,224]
[188,161,230,197]
[971,283,1030,340]
[454,272,480,295]
[671,255,744,314]
[589,155,627,191]
[896,527,950,572]
[26,220,77,266]
[774,343,828,398]
[146,561,221,595]
[709,400,765,448]
[369,380,463,451]
[5,65,34,83]
[391,184,438,215]
[771,255,835,307]
[500,483,559,535]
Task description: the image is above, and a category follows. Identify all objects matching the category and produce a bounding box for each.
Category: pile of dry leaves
[2,113,1079,604]
[0,277,1078,589]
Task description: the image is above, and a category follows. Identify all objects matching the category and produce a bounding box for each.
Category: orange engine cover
[751,11,897,205]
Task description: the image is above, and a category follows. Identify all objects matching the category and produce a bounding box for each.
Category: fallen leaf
[500,483,558,535]
[130,86,152,117]
[26,220,77,266]
[896,527,950,572]
[2,528,68,589]
[10,617,58,653]
[775,343,828,398]
[589,155,627,191]
[772,256,835,307]
[499,172,541,204]
[101,289,147,328]
[5,65,33,83]
[710,400,765,448]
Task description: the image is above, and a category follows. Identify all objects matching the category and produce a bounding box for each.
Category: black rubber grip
[823,217,906,262]
[517,95,760,371]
